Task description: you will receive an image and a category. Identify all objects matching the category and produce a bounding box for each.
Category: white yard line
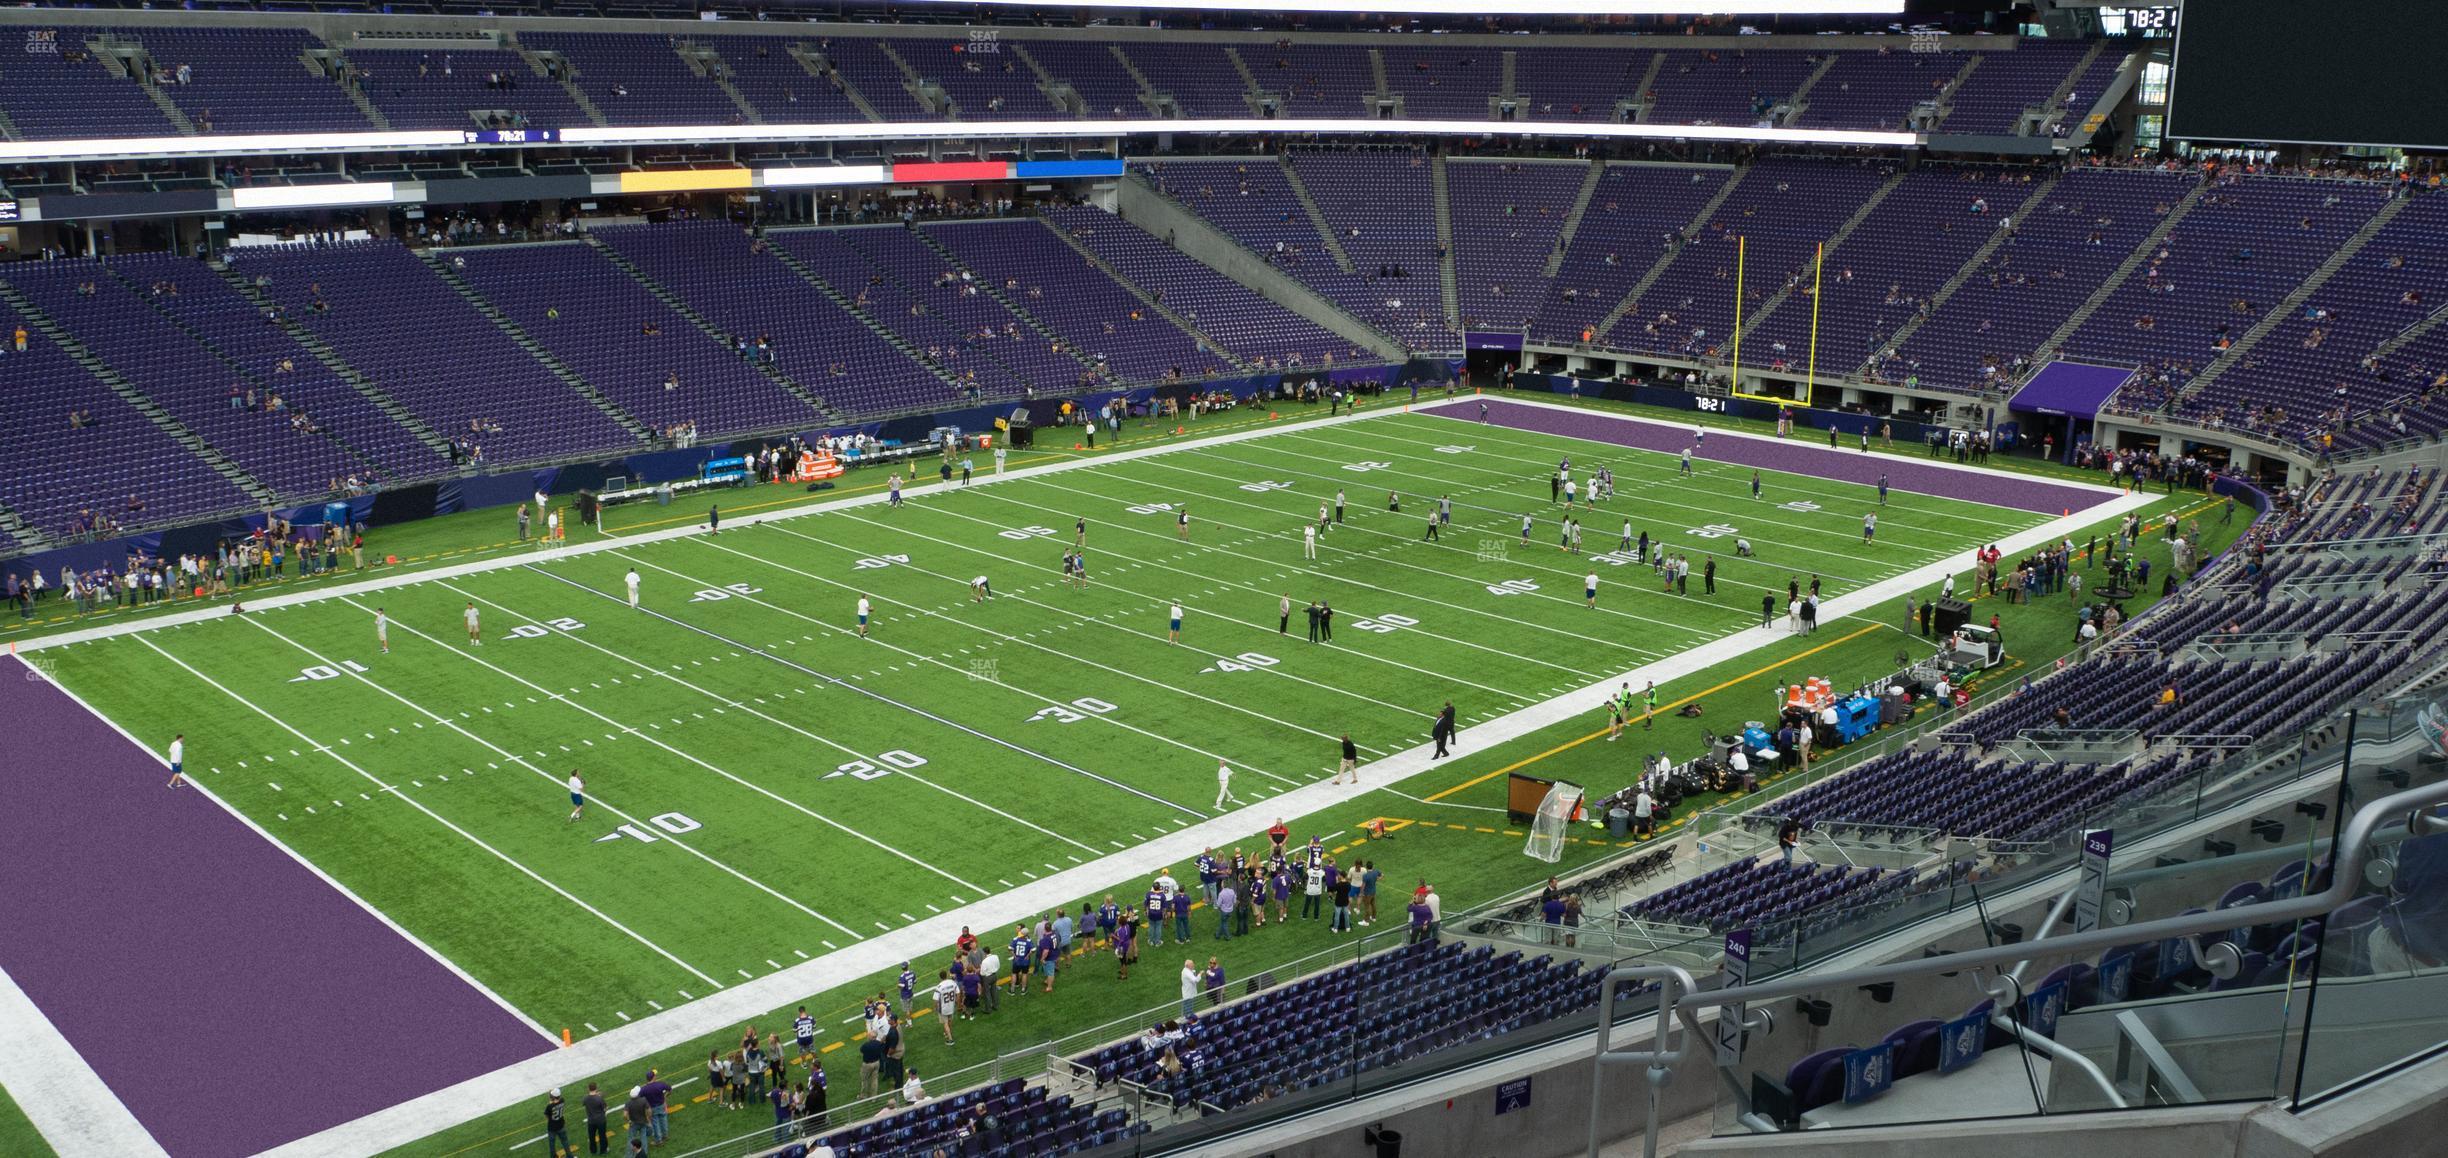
[1251,427,1941,566]
[127,634,726,989]
[1004,467,1680,662]
[252,480,2159,1158]
[672,536,1346,774]
[580,551,1233,810]
[1331,421,2034,541]
[255,606,917,926]
[1022,464,1711,643]
[439,580,1107,856]
[813,506,1536,704]
[10,407,1418,657]
[913,485,1607,684]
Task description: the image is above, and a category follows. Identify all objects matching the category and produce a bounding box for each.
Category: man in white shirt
[993,444,1007,475]
[900,1070,927,1104]
[1215,761,1236,808]
[376,606,389,654]
[971,576,992,602]
[857,595,872,638]
[166,734,186,789]
[566,771,585,823]
[1585,571,1600,609]
[1179,959,1201,1020]
[465,600,482,645]
[980,949,1002,1013]
[625,568,640,609]
[1728,745,1752,790]
[1302,522,1317,560]
[1632,786,1655,837]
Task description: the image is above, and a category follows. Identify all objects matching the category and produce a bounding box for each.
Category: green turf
[377,479,2233,1158]
[40,410,2055,1028]
[0,1081,57,1158]
[363,484,2234,1157]
[0,405,1304,647]
[25,397,2236,1156]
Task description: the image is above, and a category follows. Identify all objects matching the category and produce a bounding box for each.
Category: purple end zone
[1428,398,2114,517]
[0,655,552,1158]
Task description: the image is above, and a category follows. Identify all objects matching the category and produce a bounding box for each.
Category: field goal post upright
[1729,237,1821,411]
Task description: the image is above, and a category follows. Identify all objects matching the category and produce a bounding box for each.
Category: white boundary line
[251,415,2160,1158]
[1429,393,2132,501]
[0,962,167,1158]
[0,655,554,1158]
[10,406,1412,656]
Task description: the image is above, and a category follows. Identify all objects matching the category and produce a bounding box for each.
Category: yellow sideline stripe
[1424,622,1884,803]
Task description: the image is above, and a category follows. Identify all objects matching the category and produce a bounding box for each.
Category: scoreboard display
[2169,0,2448,149]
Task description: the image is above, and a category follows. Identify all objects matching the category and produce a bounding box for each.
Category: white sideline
[0,657,556,1158]
[0,963,169,1158]
[236,402,2156,1158]
[9,403,1416,656]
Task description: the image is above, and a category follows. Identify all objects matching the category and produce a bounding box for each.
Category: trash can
[1608,807,1631,839]
[1373,1129,1403,1158]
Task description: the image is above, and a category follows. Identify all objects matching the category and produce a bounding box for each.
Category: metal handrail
[1672,776,2448,1013]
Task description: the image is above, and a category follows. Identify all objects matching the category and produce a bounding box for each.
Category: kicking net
[1523,781,1584,863]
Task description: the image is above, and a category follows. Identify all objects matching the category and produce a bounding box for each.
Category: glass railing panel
[2293,695,2448,1108]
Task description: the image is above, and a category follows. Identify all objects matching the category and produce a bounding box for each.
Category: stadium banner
[0,533,166,590]
[1465,332,1526,352]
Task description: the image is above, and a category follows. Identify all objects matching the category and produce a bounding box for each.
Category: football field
[15,397,2123,1151]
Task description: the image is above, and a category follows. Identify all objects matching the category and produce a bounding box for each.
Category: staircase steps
[1281,157,1358,274]
[117,267,388,475]
[2027,180,2210,366]
[0,280,271,504]
[1544,159,1607,279]
[2169,196,2412,409]
[763,234,970,402]
[212,263,458,461]
[1783,51,1843,124]
[1856,170,2063,370]
[416,250,651,442]
[1431,155,1460,331]
[583,236,834,419]
[1224,47,1271,116]
[1737,168,1907,340]
[1594,164,1746,339]
[512,39,606,126]
[1040,217,1255,372]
